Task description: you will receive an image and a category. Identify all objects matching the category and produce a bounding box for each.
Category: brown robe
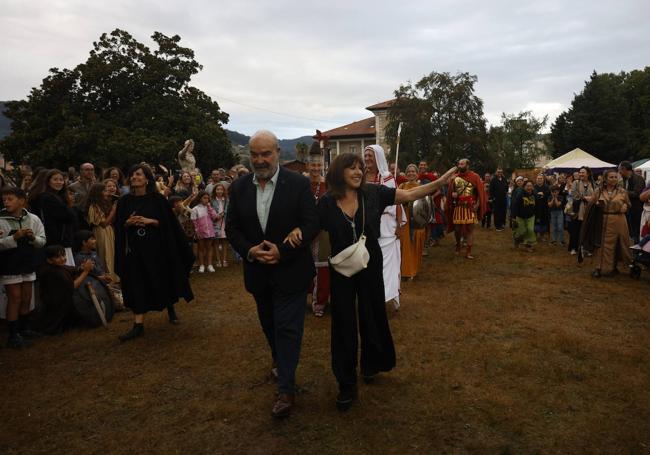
[592,187,632,273]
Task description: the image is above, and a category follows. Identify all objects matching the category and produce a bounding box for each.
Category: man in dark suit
[226,130,319,418]
[619,161,646,243]
[489,168,509,231]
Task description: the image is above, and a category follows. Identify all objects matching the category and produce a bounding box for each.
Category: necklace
[338,202,358,242]
[312,180,321,200]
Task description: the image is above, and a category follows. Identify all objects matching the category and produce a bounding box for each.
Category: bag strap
[360,195,365,237]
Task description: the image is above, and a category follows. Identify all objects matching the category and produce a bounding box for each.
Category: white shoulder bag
[329,197,370,277]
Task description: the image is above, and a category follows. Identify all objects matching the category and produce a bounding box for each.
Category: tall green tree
[624,67,650,158]
[550,69,650,162]
[385,71,488,171]
[1,29,233,172]
[487,111,548,171]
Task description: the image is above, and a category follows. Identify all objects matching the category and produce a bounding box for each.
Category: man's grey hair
[249,129,279,148]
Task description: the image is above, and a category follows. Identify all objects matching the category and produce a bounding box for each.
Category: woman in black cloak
[115,164,194,342]
[287,153,455,411]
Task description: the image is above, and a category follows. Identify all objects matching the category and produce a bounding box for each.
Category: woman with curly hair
[85,181,118,282]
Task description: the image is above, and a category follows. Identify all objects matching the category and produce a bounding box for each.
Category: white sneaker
[207,265,215,273]
[198,265,205,273]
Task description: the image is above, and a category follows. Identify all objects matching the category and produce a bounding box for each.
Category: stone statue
[177,139,197,173]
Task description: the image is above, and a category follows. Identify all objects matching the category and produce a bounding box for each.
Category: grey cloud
[1,0,649,138]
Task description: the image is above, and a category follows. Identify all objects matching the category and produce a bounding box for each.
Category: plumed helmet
[411,196,433,228]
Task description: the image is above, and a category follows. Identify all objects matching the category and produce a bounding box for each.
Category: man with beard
[364,145,405,310]
[445,159,486,259]
[619,161,646,243]
[489,168,508,231]
[226,130,319,418]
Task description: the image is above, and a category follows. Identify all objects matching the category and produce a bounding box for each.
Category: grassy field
[1,228,648,454]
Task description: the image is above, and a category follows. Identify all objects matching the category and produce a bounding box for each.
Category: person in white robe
[363,145,406,310]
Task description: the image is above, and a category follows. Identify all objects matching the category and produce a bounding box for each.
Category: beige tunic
[88,204,118,282]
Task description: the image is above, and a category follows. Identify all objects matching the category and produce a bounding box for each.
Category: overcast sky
[2,0,649,139]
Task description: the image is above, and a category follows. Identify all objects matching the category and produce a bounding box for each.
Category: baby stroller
[630,235,650,280]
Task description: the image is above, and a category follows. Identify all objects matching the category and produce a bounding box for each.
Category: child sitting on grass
[73,230,112,283]
[35,245,94,334]
[74,230,124,311]
[0,187,46,348]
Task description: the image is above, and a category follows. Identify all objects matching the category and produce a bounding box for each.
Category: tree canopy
[487,111,548,171]
[550,68,650,163]
[1,29,233,172]
[385,71,488,170]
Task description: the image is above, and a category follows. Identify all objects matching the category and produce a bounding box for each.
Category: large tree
[487,111,548,171]
[1,29,233,172]
[550,69,650,163]
[385,71,488,171]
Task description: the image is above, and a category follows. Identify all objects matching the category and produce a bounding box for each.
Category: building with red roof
[315,99,395,157]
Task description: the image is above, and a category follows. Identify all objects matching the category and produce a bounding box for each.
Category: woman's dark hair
[127,164,157,194]
[103,166,125,185]
[28,169,67,205]
[73,230,94,252]
[190,190,209,208]
[45,244,66,259]
[85,182,112,216]
[326,153,365,199]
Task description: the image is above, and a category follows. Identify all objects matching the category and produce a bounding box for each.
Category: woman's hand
[438,166,458,186]
[139,216,159,227]
[127,215,158,227]
[283,228,303,247]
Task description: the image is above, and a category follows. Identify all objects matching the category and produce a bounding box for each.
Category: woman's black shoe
[119,323,144,342]
[336,385,357,412]
[167,305,179,324]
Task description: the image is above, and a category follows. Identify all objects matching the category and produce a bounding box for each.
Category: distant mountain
[0,102,11,139]
[226,129,314,161]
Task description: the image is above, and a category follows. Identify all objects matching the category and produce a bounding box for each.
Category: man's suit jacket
[226,167,319,295]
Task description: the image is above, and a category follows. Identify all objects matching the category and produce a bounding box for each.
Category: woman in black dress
[115,164,194,341]
[28,169,77,260]
[300,153,455,410]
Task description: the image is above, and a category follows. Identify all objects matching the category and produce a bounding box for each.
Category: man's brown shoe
[271,393,294,419]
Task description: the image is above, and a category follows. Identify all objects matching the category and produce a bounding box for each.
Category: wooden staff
[86,282,108,328]
[394,122,403,173]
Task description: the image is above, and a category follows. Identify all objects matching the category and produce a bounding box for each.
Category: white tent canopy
[543,148,615,171]
[635,160,650,184]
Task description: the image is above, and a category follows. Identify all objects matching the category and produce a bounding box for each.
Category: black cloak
[114,192,194,314]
